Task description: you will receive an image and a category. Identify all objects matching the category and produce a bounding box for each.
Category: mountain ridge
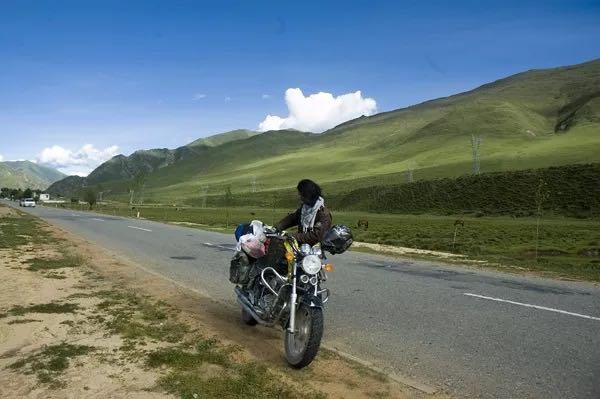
[83,129,261,184]
[0,161,66,190]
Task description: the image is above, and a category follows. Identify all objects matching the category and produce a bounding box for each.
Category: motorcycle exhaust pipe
[234,287,274,327]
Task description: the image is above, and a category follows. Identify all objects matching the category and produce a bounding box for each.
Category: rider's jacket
[276,205,332,246]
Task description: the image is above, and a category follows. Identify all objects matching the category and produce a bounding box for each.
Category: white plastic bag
[236,220,267,258]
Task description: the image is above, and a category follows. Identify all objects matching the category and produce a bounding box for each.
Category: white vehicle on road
[20,198,36,207]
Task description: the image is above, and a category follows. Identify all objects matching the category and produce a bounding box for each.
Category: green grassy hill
[49,59,600,205]
[46,175,88,197]
[84,129,263,185]
[186,129,260,147]
[0,161,66,190]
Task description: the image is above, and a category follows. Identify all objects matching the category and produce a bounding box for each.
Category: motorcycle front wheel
[284,303,323,368]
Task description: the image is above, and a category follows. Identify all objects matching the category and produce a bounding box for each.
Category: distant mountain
[84,129,260,184]
[48,59,600,204]
[47,129,263,197]
[45,175,87,197]
[0,161,66,190]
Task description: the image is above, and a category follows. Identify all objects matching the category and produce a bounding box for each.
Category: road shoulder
[0,205,443,399]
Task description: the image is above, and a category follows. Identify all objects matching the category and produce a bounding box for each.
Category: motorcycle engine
[258,293,277,314]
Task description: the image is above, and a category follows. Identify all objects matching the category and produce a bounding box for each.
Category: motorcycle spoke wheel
[284,304,323,368]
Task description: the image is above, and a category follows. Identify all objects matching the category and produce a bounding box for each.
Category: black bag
[229,251,253,284]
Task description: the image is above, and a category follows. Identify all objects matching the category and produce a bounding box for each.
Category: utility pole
[471,135,482,175]
[406,167,414,183]
[129,189,134,205]
[140,183,145,205]
[200,185,209,208]
[405,161,415,183]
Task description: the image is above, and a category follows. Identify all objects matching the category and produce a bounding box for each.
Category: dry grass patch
[8,343,95,387]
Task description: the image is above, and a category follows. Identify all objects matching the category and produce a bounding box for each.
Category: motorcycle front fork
[287,262,298,334]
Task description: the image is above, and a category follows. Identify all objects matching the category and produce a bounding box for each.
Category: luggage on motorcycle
[229,250,253,284]
[234,223,252,241]
[231,220,269,284]
[239,234,267,258]
[235,220,265,241]
[258,237,288,275]
[236,220,267,259]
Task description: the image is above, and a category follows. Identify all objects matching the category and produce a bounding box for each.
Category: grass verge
[92,288,326,398]
[27,253,85,272]
[0,302,79,318]
[8,343,95,387]
[0,213,58,248]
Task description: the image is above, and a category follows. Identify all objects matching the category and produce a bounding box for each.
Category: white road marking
[127,225,152,232]
[204,242,236,251]
[464,293,600,322]
[92,218,104,221]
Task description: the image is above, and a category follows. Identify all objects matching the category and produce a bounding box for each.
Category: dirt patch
[0,206,19,218]
[352,241,464,259]
[0,221,169,398]
[169,221,206,227]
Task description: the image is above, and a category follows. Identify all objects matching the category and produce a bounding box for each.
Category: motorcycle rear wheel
[284,303,323,368]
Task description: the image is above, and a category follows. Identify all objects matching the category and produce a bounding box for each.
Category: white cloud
[261,94,271,100]
[258,88,377,133]
[193,93,207,100]
[36,144,119,176]
[0,154,3,162]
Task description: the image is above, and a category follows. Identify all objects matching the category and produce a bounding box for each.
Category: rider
[241,179,332,288]
[275,179,332,246]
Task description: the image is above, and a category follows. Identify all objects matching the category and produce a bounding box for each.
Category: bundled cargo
[229,220,267,284]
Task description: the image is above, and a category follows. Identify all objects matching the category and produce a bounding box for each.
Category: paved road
[6,201,600,398]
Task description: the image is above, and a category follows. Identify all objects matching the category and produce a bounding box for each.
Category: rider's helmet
[321,225,353,254]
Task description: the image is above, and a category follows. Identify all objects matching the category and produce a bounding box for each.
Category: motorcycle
[233,224,351,368]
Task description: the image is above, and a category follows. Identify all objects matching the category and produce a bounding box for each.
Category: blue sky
[1,0,599,174]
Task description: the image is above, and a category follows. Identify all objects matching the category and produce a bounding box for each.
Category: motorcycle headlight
[301,255,322,275]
